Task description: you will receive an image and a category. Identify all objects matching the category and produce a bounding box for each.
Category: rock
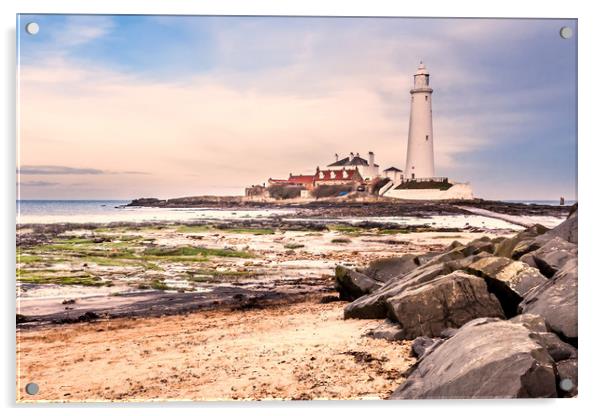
[556,358,578,397]
[510,313,548,332]
[411,336,437,358]
[318,295,341,304]
[421,239,492,268]
[519,237,577,278]
[530,331,577,362]
[391,318,559,399]
[358,254,419,283]
[334,266,382,301]
[546,208,578,244]
[415,251,439,266]
[344,262,456,319]
[466,256,548,316]
[519,258,577,342]
[445,251,492,270]
[385,271,505,339]
[465,236,496,254]
[440,328,458,338]
[494,224,549,259]
[364,318,405,341]
[511,208,578,259]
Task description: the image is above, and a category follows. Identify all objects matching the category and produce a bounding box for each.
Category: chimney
[335,153,339,162]
[349,152,354,159]
[368,151,374,167]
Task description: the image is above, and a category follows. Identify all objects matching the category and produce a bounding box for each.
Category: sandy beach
[17,298,414,402]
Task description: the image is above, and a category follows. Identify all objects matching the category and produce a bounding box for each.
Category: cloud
[50,15,114,48]
[17,165,148,175]
[17,180,59,187]
[18,165,105,175]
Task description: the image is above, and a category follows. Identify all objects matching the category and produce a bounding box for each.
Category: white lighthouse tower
[405,62,435,179]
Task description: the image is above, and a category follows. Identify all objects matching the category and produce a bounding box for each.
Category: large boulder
[494,224,549,259]
[422,238,494,267]
[334,266,382,301]
[464,236,496,255]
[510,208,578,259]
[466,256,548,316]
[509,313,548,332]
[518,257,577,342]
[391,318,563,399]
[385,271,505,339]
[344,262,456,319]
[546,208,578,244]
[519,237,577,278]
[358,254,419,283]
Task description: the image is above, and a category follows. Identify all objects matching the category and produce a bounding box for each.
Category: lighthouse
[405,62,435,179]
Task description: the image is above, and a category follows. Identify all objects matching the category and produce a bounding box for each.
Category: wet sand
[17,299,414,402]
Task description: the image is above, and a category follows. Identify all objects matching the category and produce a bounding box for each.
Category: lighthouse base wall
[383,183,474,200]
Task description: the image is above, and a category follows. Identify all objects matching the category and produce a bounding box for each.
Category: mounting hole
[25,22,40,35]
[559,378,574,392]
[25,382,39,395]
[559,26,573,39]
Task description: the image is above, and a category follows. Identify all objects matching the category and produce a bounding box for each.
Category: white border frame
[2,1,600,414]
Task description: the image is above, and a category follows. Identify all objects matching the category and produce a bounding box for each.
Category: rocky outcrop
[519,237,577,278]
[385,271,505,339]
[421,237,495,267]
[493,224,549,259]
[466,256,548,316]
[506,207,577,260]
[358,254,419,283]
[343,262,456,319]
[519,257,577,342]
[337,206,578,398]
[546,208,578,244]
[391,317,569,399]
[334,266,382,301]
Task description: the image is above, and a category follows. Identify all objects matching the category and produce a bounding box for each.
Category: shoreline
[17,204,571,328]
[125,197,572,217]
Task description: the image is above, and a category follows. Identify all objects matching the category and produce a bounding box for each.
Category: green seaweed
[377,229,410,235]
[16,255,42,264]
[331,237,352,244]
[144,246,254,259]
[176,225,213,233]
[225,228,275,235]
[17,273,108,287]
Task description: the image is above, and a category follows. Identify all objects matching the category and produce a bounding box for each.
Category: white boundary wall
[384,183,474,200]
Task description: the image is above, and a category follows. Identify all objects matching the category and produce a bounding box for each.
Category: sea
[16,199,574,228]
[16,200,294,225]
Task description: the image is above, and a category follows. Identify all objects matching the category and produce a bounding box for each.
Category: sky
[17,15,577,200]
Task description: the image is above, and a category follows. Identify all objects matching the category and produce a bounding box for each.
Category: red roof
[288,175,314,184]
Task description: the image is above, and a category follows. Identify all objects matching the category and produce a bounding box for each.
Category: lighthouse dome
[416,61,429,75]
